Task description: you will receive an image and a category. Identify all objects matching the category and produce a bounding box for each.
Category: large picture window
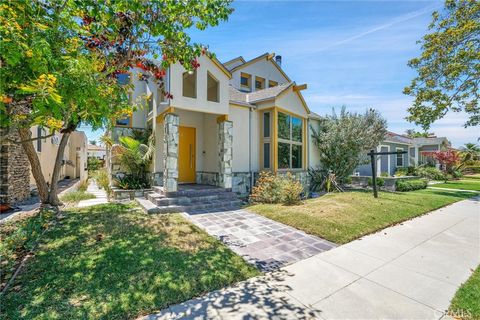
[277,112,303,169]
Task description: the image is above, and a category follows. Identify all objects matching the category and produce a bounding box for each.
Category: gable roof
[229,52,291,82]
[223,56,246,69]
[247,82,293,103]
[384,131,414,145]
[229,86,252,107]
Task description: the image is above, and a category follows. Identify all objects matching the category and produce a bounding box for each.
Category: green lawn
[1,203,259,319]
[449,266,480,319]
[248,189,474,244]
[430,178,480,191]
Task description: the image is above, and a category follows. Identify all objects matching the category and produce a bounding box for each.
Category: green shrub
[77,179,89,192]
[368,177,385,187]
[115,174,150,190]
[94,168,110,192]
[87,157,101,171]
[395,179,428,192]
[463,165,480,174]
[416,167,445,180]
[394,168,408,177]
[380,172,389,177]
[60,190,95,203]
[250,172,303,205]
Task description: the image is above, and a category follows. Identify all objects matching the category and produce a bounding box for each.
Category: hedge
[463,166,480,174]
[395,179,428,192]
[368,177,385,187]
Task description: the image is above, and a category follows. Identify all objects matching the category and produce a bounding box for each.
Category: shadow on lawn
[1,203,258,320]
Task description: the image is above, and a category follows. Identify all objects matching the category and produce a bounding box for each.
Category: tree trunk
[18,128,50,203]
[47,126,76,206]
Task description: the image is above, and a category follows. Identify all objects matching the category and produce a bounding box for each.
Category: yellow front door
[178,126,196,183]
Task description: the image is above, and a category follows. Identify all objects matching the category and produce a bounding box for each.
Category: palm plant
[460,143,480,163]
[112,135,155,189]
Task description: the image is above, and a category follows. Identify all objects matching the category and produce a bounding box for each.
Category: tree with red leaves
[421,150,461,178]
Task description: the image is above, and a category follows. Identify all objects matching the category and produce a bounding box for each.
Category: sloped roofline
[223,56,246,66]
[230,52,292,82]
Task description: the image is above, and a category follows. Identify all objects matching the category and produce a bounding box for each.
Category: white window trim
[396,147,404,167]
[376,144,390,176]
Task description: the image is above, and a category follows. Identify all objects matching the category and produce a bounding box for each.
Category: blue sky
[83,0,477,147]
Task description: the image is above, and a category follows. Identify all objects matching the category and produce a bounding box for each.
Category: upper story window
[278,112,303,169]
[240,72,251,89]
[115,116,131,127]
[255,76,265,90]
[268,80,278,88]
[182,70,196,98]
[117,73,131,86]
[207,72,219,102]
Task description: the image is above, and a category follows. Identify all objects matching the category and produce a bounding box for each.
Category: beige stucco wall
[230,58,289,91]
[167,55,230,115]
[275,89,309,118]
[229,105,251,172]
[67,131,88,181]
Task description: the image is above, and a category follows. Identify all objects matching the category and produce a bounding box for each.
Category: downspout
[249,106,253,192]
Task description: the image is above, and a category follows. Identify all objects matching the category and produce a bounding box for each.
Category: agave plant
[112,135,155,188]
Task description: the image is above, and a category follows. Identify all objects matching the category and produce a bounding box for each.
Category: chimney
[275,55,282,67]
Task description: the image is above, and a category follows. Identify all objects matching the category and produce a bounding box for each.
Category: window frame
[268,80,278,88]
[240,72,251,90]
[277,111,304,170]
[255,76,265,90]
[115,72,133,128]
[396,147,404,167]
[261,111,272,169]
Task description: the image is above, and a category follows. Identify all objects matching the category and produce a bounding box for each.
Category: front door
[178,126,196,183]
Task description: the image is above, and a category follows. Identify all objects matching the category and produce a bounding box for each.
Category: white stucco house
[110,52,323,196]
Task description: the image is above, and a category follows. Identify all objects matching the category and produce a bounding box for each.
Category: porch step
[152,186,229,198]
[137,185,242,214]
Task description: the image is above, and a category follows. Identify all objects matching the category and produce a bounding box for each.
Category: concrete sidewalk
[144,196,479,320]
[77,180,108,208]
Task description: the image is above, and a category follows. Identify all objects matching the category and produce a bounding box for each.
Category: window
[182,70,196,98]
[207,72,219,102]
[396,148,404,167]
[263,112,270,138]
[263,143,270,168]
[255,76,265,90]
[262,112,272,169]
[240,72,251,89]
[277,112,303,169]
[268,80,278,88]
[117,73,131,85]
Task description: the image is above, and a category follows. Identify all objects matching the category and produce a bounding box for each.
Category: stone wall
[218,121,233,189]
[0,128,31,205]
[276,170,310,193]
[163,113,179,192]
[196,171,219,186]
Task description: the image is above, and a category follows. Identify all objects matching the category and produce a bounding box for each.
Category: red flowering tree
[421,150,461,178]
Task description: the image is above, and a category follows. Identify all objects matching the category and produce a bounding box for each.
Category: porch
[153,108,233,193]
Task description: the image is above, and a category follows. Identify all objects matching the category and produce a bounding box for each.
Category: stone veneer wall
[0,128,31,205]
[218,121,233,189]
[275,170,310,193]
[163,113,179,192]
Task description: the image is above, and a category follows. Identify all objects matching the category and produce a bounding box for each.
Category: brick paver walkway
[183,208,336,271]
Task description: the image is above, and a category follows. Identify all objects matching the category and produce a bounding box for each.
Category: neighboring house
[109,52,323,195]
[87,144,106,161]
[30,127,88,188]
[1,127,88,206]
[355,131,450,176]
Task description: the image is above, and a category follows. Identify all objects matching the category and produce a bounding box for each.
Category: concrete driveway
[145,196,480,319]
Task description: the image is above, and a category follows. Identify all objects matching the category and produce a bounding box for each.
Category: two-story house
[110,52,323,196]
